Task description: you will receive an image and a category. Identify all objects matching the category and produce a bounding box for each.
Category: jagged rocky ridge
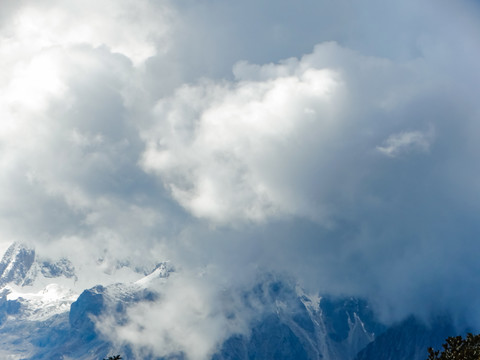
[0,243,76,288]
[0,243,465,360]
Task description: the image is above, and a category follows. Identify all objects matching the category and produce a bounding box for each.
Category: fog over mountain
[1,0,480,358]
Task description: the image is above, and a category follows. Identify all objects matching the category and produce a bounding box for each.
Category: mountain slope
[355,315,458,360]
[0,243,466,360]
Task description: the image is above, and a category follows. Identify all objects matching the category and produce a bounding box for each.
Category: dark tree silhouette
[103,356,122,360]
[427,333,480,359]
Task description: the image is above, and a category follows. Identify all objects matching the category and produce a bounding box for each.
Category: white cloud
[2,0,172,66]
[141,63,341,223]
[98,270,256,360]
[377,128,434,157]
[0,0,175,257]
[140,42,448,225]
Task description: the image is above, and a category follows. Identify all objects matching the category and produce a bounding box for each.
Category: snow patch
[5,283,78,321]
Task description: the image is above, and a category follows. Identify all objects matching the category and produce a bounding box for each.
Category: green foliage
[427,333,480,360]
[103,356,122,360]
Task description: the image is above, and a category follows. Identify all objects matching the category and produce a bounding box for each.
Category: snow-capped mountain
[0,243,78,324]
[0,242,76,287]
[0,242,173,359]
[0,243,463,360]
[212,279,385,360]
[0,243,35,287]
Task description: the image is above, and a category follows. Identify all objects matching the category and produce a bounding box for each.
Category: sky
[1,0,480,359]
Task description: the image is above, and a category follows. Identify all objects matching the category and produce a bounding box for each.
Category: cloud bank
[141,42,441,224]
[1,0,480,358]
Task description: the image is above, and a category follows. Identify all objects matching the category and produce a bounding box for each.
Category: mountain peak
[0,243,77,289]
[0,242,35,288]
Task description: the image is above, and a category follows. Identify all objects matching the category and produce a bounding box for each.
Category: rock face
[0,243,36,287]
[213,282,385,360]
[39,257,76,280]
[0,243,76,288]
[355,315,457,360]
[0,243,466,360]
[69,285,107,342]
[0,290,21,325]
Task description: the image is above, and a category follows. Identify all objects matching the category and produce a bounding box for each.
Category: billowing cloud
[0,1,175,255]
[140,40,455,225]
[98,271,256,360]
[141,61,341,223]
